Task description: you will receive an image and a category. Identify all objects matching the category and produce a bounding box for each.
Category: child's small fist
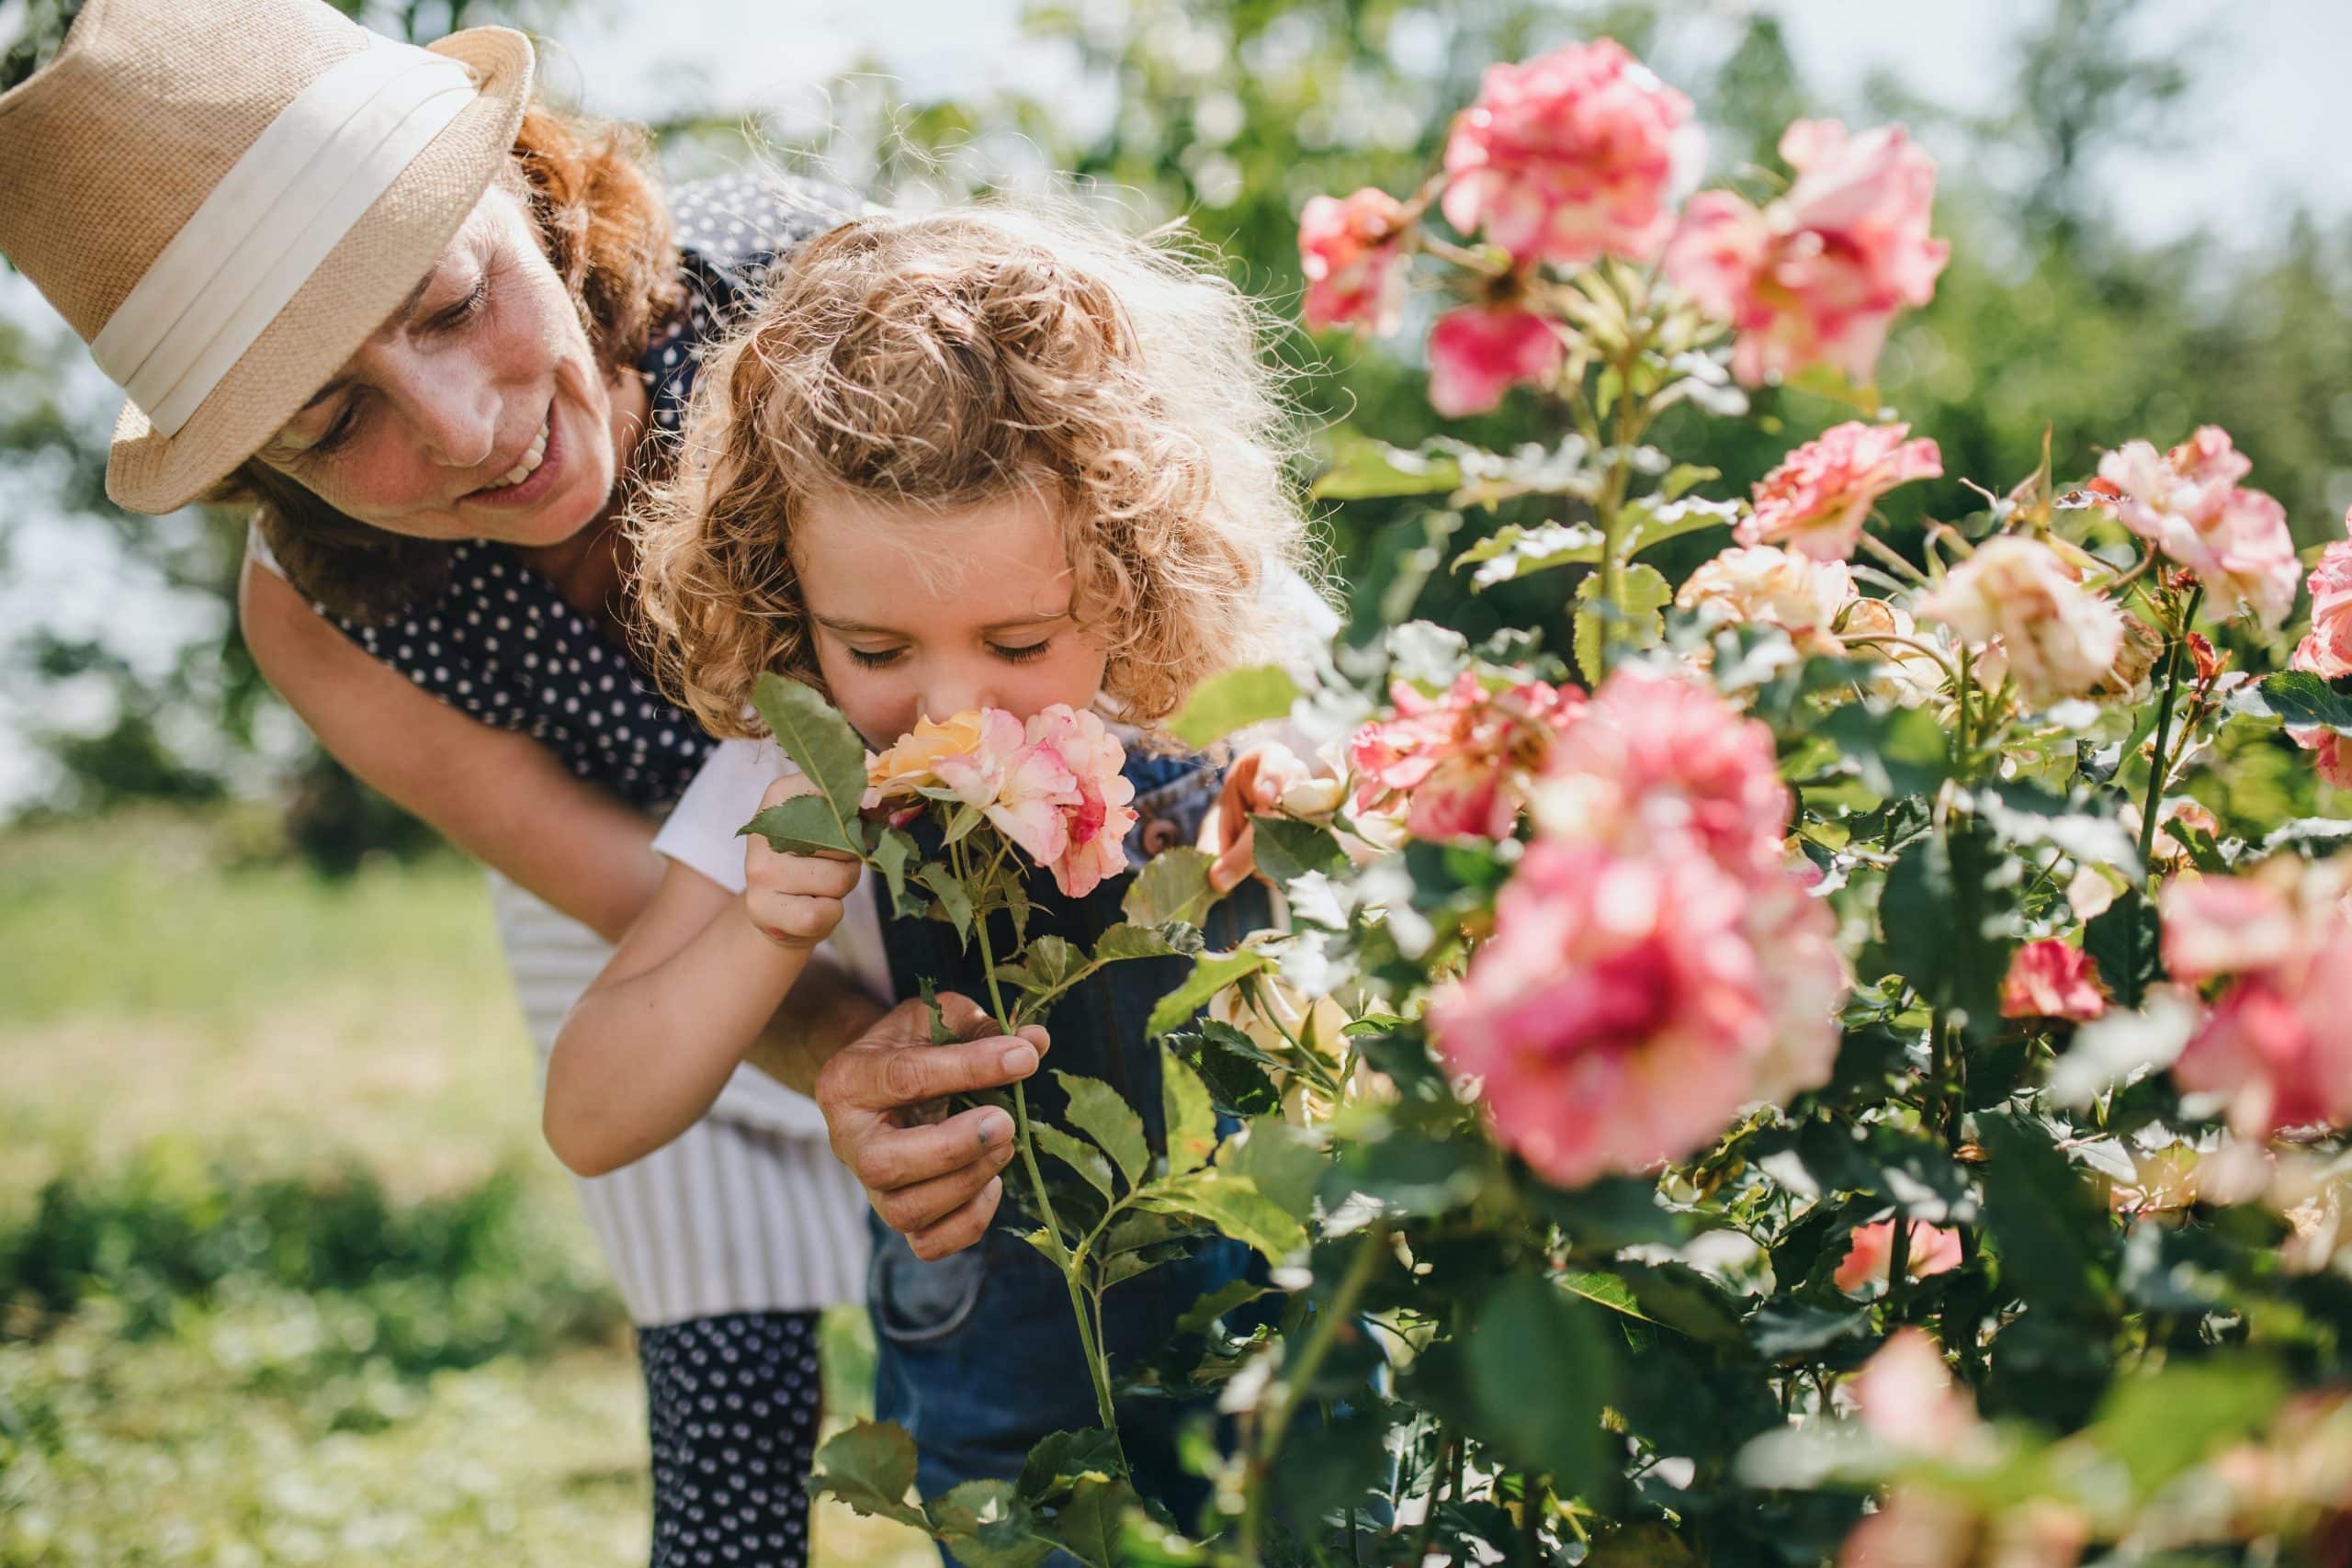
[1204,741,1327,893]
[744,774,863,949]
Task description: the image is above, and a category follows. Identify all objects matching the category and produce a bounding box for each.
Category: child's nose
[922,670,1001,721]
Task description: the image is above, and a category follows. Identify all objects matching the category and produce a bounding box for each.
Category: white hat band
[89,36,481,441]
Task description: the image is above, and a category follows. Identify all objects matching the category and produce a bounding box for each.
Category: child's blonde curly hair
[630,196,1316,740]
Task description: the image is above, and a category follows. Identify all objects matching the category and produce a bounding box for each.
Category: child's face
[795,488,1111,748]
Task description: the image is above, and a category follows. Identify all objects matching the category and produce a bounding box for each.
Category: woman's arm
[241,556,665,943]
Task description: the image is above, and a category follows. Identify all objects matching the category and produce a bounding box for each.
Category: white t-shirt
[652,736,898,1004]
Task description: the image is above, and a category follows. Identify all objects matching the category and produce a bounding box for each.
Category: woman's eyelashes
[306,268,494,462]
[841,639,1054,671]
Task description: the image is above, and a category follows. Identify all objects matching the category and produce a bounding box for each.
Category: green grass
[0,807,927,1566]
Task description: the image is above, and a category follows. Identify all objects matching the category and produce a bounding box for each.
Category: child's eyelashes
[990,639,1053,665]
[842,640,1054,670]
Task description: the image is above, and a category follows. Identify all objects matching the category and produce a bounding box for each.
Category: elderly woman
[0,0,1042,1560]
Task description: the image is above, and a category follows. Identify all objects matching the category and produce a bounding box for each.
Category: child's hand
[1204,741,1337,892]
[744,775,864,948]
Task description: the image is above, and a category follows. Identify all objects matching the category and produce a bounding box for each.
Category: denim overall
[866,747,1273,1526]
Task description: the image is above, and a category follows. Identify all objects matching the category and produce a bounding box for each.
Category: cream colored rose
[1916,536,2126,705]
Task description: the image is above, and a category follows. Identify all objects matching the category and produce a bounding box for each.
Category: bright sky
[3,0,2349,807]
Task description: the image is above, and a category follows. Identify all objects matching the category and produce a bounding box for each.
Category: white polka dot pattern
[639,1311,824,1568]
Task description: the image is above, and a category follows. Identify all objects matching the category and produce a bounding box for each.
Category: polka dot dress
[319,171,865,810]
[309,174,868,1568]
[639,1311,825,1568]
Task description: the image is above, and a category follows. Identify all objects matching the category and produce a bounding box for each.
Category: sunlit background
[5,0,2349,1559]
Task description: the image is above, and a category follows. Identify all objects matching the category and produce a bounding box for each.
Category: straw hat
[0,0,534,513]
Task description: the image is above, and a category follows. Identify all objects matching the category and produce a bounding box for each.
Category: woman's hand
[743,775,862,949]
[1203,741,1344,892]
[816,991,1052,1260]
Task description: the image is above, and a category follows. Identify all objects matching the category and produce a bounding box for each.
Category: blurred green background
[4,0,2347,1559]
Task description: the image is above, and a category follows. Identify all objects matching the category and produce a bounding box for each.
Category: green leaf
[1091,922,1192,964]
[873,826,921,915]
[1102,1209,1194,1256]
[1057,1073,1149,1189]
[2091,1359,2286,1495]
[1464,1275,1618,1493]
[1003,935,1086,995]
[1221,1116,1324,1219]
[741,792,866,858]
[1165,665,1303,749]
[1659,463,1719,502]
[1017,1428,1125,1501]
[1135,1171,1306,1261]
[920,976,956,1046]
[1454,521,1605,590]
[942,799,987,847]
[1573,561,1672,684]
[1249,815,1347,884]
[917,863,975,944]
[925,1480,1055,1568]
[1161,1051,1218,1176]
[809,1419,927,1529]
[1883,820,2016,1040]
[1048,1475,1137,1568]
[1819,702,1951,800]
[2226,670,2352,734]
[1122,848,1218,929]
[1146,949,1275,1039]
[1975,1108,2113,1320]
[750,671,873,847]
[1623,494,1742,558]
[1312,434,1465,500]
[1746,1301,1871,1359]
[1166,1023,1283,1118]
[1035,1124,1117,1198]
[1175,1278,1272,1336]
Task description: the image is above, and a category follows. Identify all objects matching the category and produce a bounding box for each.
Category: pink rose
[1009,706,1139,899]
[1433,667,1846,1187]
[1350,672,1583,841]
[1663,120,1950,387]
[1999,940,2109,1021]
[1534,667,1794,879]
[1742,422,1943,563]
[2097,427,2301,630]
[2292,529,2352,678]
[1850,1328,1982,1457]
[1916,536,2127,705]
[2290,727,2352,790]
[1299,187,1411,334]
[1439,39,1698,268]
[2163,859,2352,1139]
[1428,839,1798,1186]
[865,704,1137,900]
[1426,305,1566,417]
[1834,1218,1964,1295]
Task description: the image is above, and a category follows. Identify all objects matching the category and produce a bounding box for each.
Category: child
[543,200,1329,1513]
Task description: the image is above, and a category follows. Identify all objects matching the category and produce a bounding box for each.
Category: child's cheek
[820,656,919,752]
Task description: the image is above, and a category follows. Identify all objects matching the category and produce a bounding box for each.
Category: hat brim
[103,27,536,514]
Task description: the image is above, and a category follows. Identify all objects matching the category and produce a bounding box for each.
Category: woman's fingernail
[1000,1043,1039,1076]
[978,1111,1013,1146]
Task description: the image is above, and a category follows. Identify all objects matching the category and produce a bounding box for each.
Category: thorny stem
[2129,587,2203,1000]
[957,837,1121,1440]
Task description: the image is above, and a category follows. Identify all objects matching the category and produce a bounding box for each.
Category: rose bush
[805,33,2352,1568]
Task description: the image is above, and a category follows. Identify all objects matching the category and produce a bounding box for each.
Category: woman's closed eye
[302,271,493,463]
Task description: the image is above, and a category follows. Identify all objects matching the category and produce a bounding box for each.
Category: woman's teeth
[481,418,550,491]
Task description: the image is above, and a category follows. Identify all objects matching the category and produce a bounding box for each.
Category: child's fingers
[750,853,862,899]
[1207,819,1257,894]
[905,1179,1004,1261]
[745,891,844,947]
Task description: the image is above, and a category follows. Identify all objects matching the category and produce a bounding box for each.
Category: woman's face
[253,182,626,547]
[793,488,1111,750]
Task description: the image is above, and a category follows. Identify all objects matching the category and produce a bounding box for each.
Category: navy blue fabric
[639,1310,824,1568]
[866,749,1274,1529]
[311,173,859,808]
